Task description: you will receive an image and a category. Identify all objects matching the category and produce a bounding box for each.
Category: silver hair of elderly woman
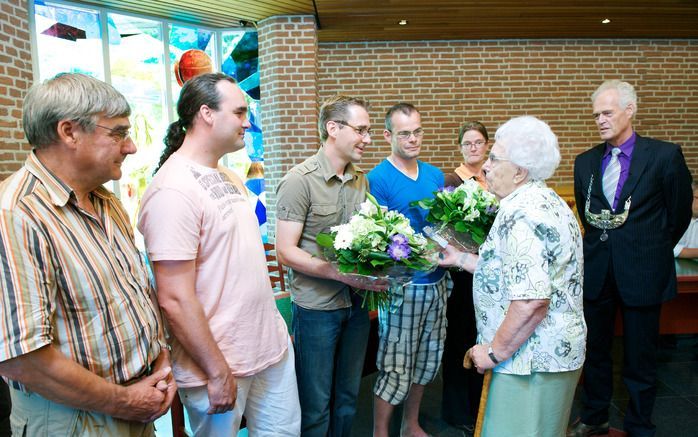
[494,115,561,181]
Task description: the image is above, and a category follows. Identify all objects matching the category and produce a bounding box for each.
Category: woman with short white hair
[440,115,587,437]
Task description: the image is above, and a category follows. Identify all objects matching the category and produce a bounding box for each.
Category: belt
[126,361,155,385]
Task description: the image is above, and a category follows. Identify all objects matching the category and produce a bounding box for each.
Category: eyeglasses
[592,110,615,121]
[335,120,372,138]
[393,128,424,140]
[486,153,511,164]
[95,124,132,142]
[462,140,487,148]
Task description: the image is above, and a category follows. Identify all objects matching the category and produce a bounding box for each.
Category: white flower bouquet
[316,193,438,310]
[412,179,499,253]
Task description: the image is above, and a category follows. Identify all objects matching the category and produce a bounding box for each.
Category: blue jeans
[292,293,369,437]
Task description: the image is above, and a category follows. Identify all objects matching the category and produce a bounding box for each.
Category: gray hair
[495,116,560,181]
[591,79,638,112]
[23,73,131,149]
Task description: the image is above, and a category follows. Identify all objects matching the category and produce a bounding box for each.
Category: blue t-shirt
[368,159,445,284]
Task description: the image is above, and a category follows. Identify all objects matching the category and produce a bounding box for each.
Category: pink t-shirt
[138,153,288,387]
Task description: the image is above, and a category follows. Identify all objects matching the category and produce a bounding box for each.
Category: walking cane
[463,349,493,437]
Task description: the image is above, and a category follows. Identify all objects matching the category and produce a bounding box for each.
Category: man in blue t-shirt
[367,103,449,437]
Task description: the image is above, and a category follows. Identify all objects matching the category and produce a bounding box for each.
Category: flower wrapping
[316,193,439,310]
[412,180,499,253]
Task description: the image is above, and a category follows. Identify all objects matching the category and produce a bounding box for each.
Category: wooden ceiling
[70,0,698,41]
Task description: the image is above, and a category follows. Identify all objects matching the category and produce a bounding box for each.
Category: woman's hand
[466,344,497,374]
[438,245,464,268]
[438,245,478,273]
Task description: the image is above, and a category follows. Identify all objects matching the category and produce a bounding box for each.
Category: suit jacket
[574,134,693,306]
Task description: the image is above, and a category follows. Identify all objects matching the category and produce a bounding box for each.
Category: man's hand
[206,371,237,415]
[152,351,177,415]
[116,366,174,422]
[277,219,392,292]
[0,346,177,424]
[152,259,238,415]
[338,273,390,292]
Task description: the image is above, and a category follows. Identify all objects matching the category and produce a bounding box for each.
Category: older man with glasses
[0,73,174,436]
[368,103,449,437]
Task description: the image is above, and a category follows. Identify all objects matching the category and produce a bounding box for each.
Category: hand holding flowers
[437,244,479,273]
[317,193,438,310]
[412,179,499,253]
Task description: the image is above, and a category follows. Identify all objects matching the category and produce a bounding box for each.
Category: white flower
[334,228,354,250]
[359,199,378,216]
[411,233,427,248]
[464,208,481,221]
[393,220,415,236]
[369,233,384,248]
[350,215,381,235]
[331,222,350,234]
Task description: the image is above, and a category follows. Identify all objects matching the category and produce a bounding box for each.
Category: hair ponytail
[153,73,238,175]
[154,119,185,174]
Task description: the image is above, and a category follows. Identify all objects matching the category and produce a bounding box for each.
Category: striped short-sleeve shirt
[0,152,163,390]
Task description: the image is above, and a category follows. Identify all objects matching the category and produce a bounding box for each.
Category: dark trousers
[441,270,483,428]
[292,293,369,437]
[0,379,10,436]
[581,269,662,437]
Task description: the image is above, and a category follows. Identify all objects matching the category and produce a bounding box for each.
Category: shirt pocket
[377,328,407,374]
[307,203,339,236]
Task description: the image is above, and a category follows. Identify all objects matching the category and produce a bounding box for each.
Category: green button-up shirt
[276,148,368,310]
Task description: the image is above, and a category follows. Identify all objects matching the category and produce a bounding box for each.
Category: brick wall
[0,0,32,179]
[318,39,698,186]
[259,15,318,240]
[3,6,697,208]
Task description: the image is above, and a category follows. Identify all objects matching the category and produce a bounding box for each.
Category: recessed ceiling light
[398,19,408,25]
[601,18,611,24]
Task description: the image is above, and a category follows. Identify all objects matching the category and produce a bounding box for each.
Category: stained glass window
[31,1,265,242]
[222,30,267,240]
[34,1,104,80]
[107,13,167,239]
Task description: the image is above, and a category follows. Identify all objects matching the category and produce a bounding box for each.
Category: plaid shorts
[373,274,451,405]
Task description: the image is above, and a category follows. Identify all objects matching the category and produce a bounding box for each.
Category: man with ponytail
[0,73,174,435]
[138,73,299,436]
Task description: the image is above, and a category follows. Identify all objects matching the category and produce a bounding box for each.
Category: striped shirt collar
[25,151,113,207]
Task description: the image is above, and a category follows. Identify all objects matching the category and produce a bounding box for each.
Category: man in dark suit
[568,80,693,437]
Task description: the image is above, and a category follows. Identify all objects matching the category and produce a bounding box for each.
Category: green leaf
[316,232,335,248]
[367,251,392,261]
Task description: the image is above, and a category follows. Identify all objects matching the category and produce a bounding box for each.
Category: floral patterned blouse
[474,180,587,374]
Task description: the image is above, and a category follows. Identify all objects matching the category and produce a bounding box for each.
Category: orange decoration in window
[174,49,213,86]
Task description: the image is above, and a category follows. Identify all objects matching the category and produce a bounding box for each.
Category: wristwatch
[487,345,500,364]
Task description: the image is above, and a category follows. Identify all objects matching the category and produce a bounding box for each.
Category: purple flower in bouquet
[390,233,409,246]
[387,238,411,261]
[441,186,456,193]
[316,194,439,312]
